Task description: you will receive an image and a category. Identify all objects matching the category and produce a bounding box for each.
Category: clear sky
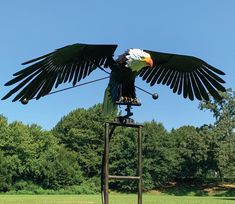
[0,0,234,131]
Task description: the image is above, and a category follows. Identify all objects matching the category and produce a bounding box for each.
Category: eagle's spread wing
[2,43,117,102]
[139,50,226,101]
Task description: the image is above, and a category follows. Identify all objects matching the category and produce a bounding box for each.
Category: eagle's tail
[102,84,118,115]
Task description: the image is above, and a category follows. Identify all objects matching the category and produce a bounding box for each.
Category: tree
[38,145,83,189]
[0,150,12,191]
[53,104,116,179]
[0,115,21,191]
[142,121,180,188]
[199,89,235,181]
[199,89,234,139]
[171,126,208,180]
[0,117,83,191]
[108,127,139,191]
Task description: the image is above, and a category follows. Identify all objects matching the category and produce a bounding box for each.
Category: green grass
[0,194,234,204]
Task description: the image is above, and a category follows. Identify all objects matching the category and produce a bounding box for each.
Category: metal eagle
[2,43,226,114]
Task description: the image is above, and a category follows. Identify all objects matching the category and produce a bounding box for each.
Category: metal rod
[31,76,110,100]
[138,126,142,204]
[135,85,153,96]
[104,123,110,204]
[109,175,140,180]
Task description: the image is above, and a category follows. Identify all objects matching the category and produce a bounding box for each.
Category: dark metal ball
[21,98,29,105]
[152,93,159,100]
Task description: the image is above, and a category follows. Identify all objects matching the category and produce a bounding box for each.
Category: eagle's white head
[125,49,153,71]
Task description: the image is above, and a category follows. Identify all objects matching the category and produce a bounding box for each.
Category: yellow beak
[144,57,154,68]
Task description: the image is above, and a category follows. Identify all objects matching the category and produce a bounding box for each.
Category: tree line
[0,89,234,193]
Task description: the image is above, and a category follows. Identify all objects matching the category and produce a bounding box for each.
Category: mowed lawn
[0,194,234,204]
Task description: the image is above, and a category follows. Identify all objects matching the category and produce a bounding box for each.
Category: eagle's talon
[117,96,141,104]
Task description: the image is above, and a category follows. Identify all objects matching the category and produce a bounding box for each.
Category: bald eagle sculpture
[2,43,226,114]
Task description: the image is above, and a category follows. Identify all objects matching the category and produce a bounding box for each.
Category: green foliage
[171,126,208,180]
[199,89,235,181]
[0,151,12,191]
[142,121,180,188]
[0,116,82,192]
[109,127,139,191]
[53,104,116,179]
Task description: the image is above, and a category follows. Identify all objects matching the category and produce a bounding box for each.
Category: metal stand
[102,110,143,204]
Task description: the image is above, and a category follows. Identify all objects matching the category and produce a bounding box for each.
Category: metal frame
[103,121,143,204]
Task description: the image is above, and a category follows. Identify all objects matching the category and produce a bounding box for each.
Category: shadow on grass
[214,189,235,197]
[216,198,235,201]
[157,181,235,197]
[159,185,208,196]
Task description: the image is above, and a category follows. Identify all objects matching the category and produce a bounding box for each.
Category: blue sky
[0,0,234,131]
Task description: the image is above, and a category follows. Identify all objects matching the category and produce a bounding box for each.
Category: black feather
[2,43,118,101]
[140,50,226,101]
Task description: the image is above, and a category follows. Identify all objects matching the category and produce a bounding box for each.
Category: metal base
[114,117,135,124]
[102,120,143,204]
[115,102,141,120]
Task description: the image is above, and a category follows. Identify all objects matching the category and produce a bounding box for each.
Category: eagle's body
[103,52,140,114]
[108,49,146,101]
[2,43,226,114]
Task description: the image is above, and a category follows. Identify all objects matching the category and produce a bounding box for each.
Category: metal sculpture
[2,43,226,114]
[2,42,227,204]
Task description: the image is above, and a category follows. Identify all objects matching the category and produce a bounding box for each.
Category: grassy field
[0,194,234,204]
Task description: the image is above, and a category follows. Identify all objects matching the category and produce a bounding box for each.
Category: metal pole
[103,121,143,204]
[138,126,142,204]
[104,123,109,204]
